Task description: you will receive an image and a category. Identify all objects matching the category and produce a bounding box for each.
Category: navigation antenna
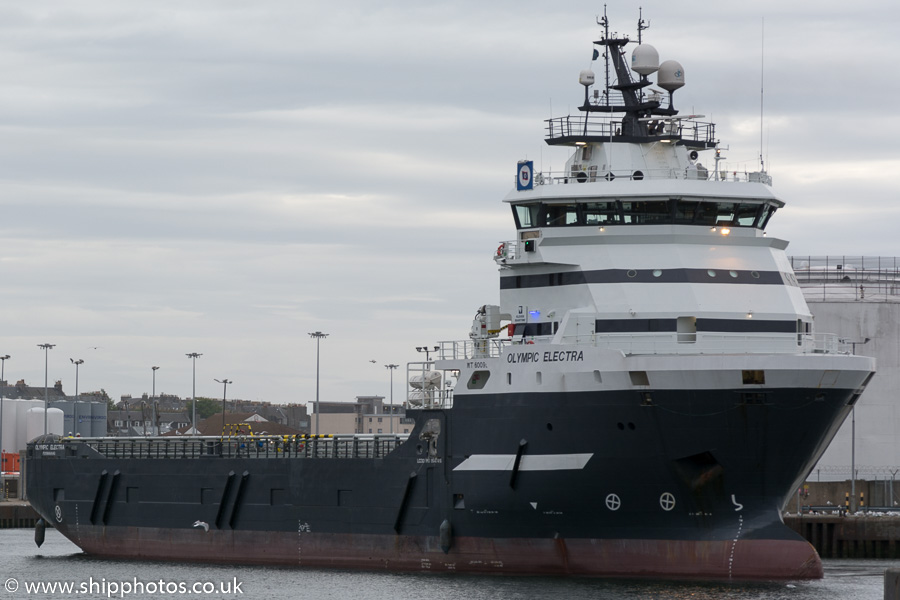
[597,5,610,108]
[637,6,649,45]
[759,17,765,172]
[636,7,649,102]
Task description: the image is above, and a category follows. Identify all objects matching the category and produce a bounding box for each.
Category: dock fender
[439,519,452,554]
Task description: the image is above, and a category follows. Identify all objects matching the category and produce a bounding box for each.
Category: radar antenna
[597,5,611,108]
[636,7,650,102]
[637,7,650,45]
[759,17,765,172]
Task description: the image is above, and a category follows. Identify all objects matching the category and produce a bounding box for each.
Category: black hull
[26,386,855,580]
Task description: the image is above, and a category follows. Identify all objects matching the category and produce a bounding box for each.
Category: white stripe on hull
[453,453,592,471]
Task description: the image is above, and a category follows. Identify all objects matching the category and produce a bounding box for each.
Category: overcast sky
[0,1,896,407]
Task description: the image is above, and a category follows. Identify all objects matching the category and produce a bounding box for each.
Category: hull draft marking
[453,453,592,472]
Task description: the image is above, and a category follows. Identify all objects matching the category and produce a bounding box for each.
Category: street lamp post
[0,355,9,480]
[385,364,398,434]
[152,366,159,436]
[0,355,9,387]
[186,353,202,435]
[38,344,55,435]
[70,359,84,399]
[214,378,232,436]
[416,346,439,361]
[308,332,329,435]
[848,337,870,512]
[69,359,84,437]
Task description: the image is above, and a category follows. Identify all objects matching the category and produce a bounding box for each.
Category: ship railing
[435,338,511,360]
[545,114,716,147]
[41,434,411,461]
[553,330,844,355]
[791,255,900,303]
[406,361,456,409]
[525,166,768,186]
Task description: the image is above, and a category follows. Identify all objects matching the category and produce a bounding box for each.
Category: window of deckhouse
[583,202,620,225]
[621,201,670,224]
[513,204,541,229]
[543,204,579,226]
[674,201,701,223]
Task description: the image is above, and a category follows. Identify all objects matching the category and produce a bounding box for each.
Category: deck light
[721,227,731,236]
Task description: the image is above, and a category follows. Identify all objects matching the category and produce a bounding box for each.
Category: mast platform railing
[545,114,716,146]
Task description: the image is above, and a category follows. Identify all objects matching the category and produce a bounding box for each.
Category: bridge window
[621,201,670,224]
[543,204,579,226]
[583,202,620,225]
[514,200,776,230]
[513,204,541,229]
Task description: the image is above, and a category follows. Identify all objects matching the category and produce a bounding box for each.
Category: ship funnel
[631,44,659,76]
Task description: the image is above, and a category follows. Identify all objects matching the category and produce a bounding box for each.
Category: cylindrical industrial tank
[26,407,46,444]
[49,401,72,435]
[1,398,16,454]
[48,407,64,437]
[74,402,90,437]
[25,407,64,442]
[15,400,42,452]
[91,401,107,437]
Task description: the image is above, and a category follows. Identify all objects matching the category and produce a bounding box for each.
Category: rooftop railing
[545,114,717,147]
[791,256,900,303]
[522,166,770,186]
[431,331,843,361]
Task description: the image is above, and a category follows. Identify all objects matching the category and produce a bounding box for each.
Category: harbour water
[0,528,892,599]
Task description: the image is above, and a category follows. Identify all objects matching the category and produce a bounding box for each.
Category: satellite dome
[657,60,685,92]
[631,44,659,76]
[579,69,595,87]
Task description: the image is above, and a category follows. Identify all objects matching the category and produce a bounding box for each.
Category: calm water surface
[0,528,893,599]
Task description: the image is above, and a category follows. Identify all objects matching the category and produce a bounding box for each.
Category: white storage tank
[14,400,42,452]
[0,398,16,453]
[26,407,64,442]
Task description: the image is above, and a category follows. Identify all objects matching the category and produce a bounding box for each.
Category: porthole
[617,422,625,430]
[751,271,760,279]
[627,269,638,278]
[729,270,738,278]
[707,270,717,278]
[652,269,662,277]
[546,422,554,431]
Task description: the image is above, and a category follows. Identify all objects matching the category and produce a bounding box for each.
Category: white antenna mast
[759,17,765,172]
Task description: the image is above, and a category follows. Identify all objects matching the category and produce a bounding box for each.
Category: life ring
[496,243,506,258]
